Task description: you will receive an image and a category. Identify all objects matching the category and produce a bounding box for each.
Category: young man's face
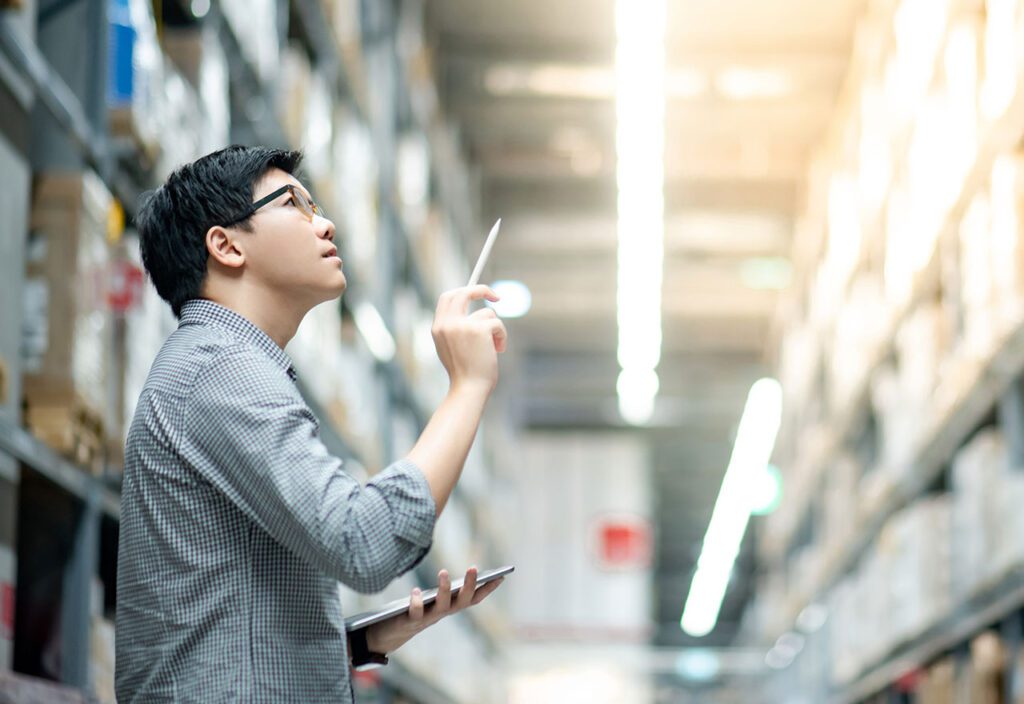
[236,168,346,306]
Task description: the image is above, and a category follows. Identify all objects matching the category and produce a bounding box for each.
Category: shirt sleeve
[180,345,436,594]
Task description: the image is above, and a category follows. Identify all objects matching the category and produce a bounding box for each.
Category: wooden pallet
[22,384,106,475]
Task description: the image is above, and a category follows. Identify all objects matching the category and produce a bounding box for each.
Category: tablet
[344,565,515,632]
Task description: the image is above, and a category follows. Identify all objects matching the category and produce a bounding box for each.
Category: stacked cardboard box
[332,110,380,295]
[951,427,1024,590]
[828,274,888,414]
[89,615,115,703]
[22,172,114,472]
[322,0,367,108]
[120,238,176,458]
[968,632,1008,704]
[153,67,203,181]
[821,454,861,555]
[986,154,1024,328]
[286,299,344,416]
[877,496,953,643]
[917,657,956,704]
[160,25,231,155]
[277,45,314,150]
[220,0,279,83]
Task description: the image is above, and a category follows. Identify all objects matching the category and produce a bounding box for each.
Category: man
[115,145,508,702]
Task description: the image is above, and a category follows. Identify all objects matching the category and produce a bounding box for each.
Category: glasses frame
[224,184,325,226]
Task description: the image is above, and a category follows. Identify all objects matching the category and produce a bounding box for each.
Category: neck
[201,283,309,348]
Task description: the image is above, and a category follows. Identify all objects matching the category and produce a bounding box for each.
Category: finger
[471,577,504,606]
[434,569,452,613]
[408,587,425,621]
[486,319,509,353]
[455,566,478,610]
[445,286,499,316]
[468,307,499,321]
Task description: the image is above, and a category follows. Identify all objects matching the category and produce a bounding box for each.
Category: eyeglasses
[225,184,326,226]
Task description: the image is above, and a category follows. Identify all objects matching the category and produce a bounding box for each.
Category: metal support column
[58,486,99,690]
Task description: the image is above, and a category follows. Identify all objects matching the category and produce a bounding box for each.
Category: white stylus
[467,218,502,287]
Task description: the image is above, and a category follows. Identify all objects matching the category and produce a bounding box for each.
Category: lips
[322,246,339,259]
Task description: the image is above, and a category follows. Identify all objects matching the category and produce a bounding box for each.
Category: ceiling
[426,0,865,650]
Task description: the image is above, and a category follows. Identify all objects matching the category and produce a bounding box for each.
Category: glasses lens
[290,188,314,220]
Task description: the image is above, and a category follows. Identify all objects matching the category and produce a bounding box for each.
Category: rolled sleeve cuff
[368,458,436,552]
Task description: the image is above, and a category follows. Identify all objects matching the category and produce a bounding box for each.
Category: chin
[323,275,347,300]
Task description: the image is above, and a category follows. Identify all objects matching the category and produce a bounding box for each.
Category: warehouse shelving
[0,1,504,702]
[767,19,1024,569]
[770,279,1024,636]
[834,567,1024,703]
[759,0,1024,700]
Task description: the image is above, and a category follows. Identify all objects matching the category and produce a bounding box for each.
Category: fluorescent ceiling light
[615,0,666,425]
[681,379,783,636]
[352,301,396,363]
[485,63,614,100]
[485,64,705,101]
[748,464,783,515]
[715,67,793,100]
[190,0,210,18]
[487,280,532,318]
[617,368,660,426]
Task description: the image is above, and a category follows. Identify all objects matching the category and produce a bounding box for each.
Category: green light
[750,464,783,516]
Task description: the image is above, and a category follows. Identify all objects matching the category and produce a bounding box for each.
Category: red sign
[1,582,13,641]
[594,515,652,570]
[107,259,146,312]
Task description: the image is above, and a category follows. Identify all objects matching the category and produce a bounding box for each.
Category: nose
[315,215,336,242]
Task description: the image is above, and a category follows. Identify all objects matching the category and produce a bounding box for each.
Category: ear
[205,225,245,269]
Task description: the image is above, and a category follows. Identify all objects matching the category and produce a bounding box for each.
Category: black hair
[136,145,304,317]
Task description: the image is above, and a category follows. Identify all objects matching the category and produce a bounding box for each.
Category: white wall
[507,432,653,640]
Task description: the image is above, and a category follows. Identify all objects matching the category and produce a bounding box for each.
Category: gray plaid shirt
[115,299,436,703]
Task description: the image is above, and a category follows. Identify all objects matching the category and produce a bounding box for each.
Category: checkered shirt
[114,299,436,703]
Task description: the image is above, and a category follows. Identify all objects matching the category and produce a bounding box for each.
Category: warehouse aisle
[4,0,1024,702]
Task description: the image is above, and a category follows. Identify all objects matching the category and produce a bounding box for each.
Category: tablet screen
[344,565,515,632]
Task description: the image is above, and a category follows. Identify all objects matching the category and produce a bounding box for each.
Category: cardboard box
[23,172,114,469]
[917,657,956,704]
[952,429,1010,597]
[277,44,312,149]
[219,0,279,82]
[968,632,1007,704]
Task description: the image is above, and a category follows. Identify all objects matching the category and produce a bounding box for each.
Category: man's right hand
[431,285,508,395]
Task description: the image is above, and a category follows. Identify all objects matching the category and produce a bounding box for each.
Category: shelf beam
[0,417,120,519]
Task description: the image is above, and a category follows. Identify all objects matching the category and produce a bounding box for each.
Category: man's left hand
[364,567,503,655]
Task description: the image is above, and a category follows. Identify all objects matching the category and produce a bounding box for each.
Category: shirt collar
[178,299,298,381]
